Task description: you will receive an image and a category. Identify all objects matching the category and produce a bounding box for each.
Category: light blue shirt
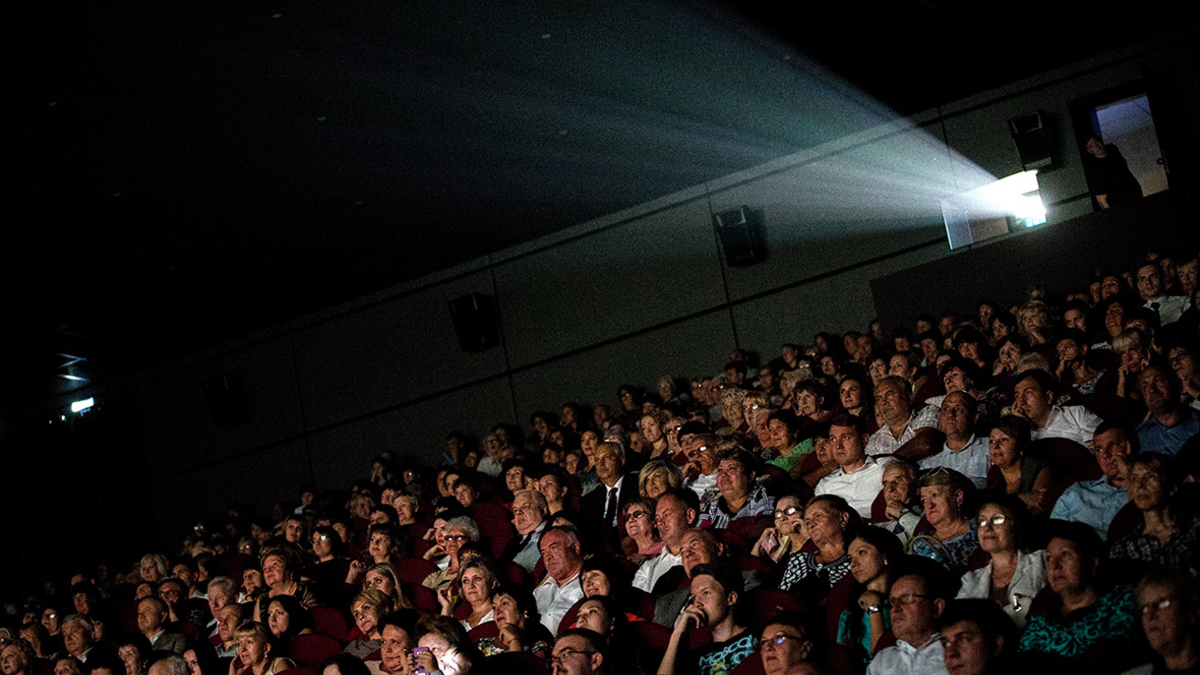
[1136,407,1200,456]
[1049,477,1127,541]
[920,435,991,488]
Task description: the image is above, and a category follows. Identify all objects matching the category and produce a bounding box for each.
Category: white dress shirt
[1031,405,1102,449]
[632,548,683,593]
[866,634,948,675]
[1144,295,1190,326]
[533,571,584,633]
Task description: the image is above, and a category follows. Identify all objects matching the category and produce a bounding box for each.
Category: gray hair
[514,489,548,515]
[140,554,170,580]
[150,654,190,675]
[444,516,480,542]
[597,441,625,465]
[62,614,93,635]
[207,576,238,598]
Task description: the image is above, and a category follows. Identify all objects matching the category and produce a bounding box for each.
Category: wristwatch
[866,604,882,614]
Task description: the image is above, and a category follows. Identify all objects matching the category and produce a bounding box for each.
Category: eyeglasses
[1141,598,1174,616]
[549,649,596,667]
[445,534,470,542]
[977,514,1007,528]
[756,634,806,651]
[774,506,801,519]
[888,593,930,606]
[624,510,650,522]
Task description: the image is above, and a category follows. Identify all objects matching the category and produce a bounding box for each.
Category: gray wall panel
[291,271,506,428]
[495,199,727,368]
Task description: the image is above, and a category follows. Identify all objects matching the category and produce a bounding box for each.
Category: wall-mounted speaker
[1008,111,1054,171]
[713,206,766,267]
[449,293,499,352]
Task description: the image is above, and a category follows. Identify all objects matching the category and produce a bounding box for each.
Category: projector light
[70,398,95,413]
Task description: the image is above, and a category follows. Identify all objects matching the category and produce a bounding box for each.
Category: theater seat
[288,634,344,668]
[742,588,806,618]
[311,606,350,642]
[467,621,499,642]
[479,651,548,675]
[393,558,437,585]
[730,652,765,675]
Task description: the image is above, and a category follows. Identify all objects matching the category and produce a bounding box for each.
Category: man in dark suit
[581,442,638,539]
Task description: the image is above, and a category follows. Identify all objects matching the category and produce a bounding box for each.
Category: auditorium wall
[45,36,1195,543]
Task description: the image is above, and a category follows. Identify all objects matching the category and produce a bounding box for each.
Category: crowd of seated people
[4,250,1200,675]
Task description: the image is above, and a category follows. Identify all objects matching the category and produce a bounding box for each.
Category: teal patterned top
[1017,585,1135,658]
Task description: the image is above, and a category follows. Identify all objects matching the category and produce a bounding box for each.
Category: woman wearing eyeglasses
[421,517,479,590]
[751,495,808,565]
[620,497,662,565]
[956,496,1045,629]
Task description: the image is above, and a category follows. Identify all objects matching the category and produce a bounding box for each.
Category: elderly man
[137,597,188,654]
[581,442,637,530]
[1050,422,1136,541]
[1136,363,1200,455]
[815,413,886,518]
[203,577,238,643]
[1138,262,1190,326]
[659,563,755,675]
[147,655,189,675]
[61,615,106,663]
[632,488,698,594]
[533,525,586,633]
[1012,370,1102,449]
[865,377,943,460]
[867,570,950,675]
[504,489,549,572]
[921,392,990,488]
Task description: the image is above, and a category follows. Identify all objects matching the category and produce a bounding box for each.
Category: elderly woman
[422,517,479,589]
[778,495,859,599]
[751,494,808,564]
[620,496,662,564]
[346,589,392,659]
[1,640,37,675]
[986,416,1053,514]
[876,460,923,545]
[437,558,500,631]
[1111,453,1198,571]
[792,381,828,424]
[476,584,551,658]
[638,459,682,500]
[909,468,978,573]
[1132,570,1200,673]
[957,496,1045,629]
[698,448,774,530]
[836,527,904,663]
[992,336,1028,379]
[1018,523,1136,671]
[252,549,314,622]
[230,622,295,675]
[762,410,812,470]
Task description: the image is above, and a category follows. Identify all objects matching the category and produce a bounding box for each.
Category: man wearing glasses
[867,569,951,674]
[549,629,607,675]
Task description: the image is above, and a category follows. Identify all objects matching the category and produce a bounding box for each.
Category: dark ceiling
[7,0,1185,411]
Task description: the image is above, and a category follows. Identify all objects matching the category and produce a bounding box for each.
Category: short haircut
[690,562,744,596]
[724,361,748,376]
[444,516,481,541]
[539,524,582,551]
[1047,520,1104,564]
[149,654,189,675]
[138,596,168,616]
[976,495,1033,551]
[827,411,867,436]
[992,415,1032,447]
[1093,421,1139,454]
[319,654,371,675]
[938,599,1018,646]
[513,488,548,513]
[62,614,93,635]
[715,447,758,478]
[351,588,393,613]
[657,487,700,522]
[596,441,626,465]
[1014,369,1057,396]
[555,628,608,659]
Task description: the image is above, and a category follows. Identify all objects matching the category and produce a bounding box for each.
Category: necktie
[605,486,618,525]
